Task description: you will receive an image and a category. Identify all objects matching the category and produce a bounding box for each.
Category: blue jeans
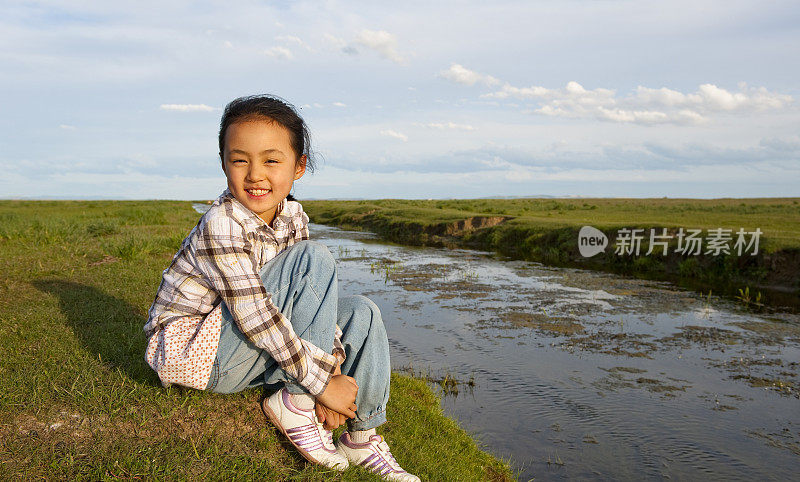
[204,240,390,431]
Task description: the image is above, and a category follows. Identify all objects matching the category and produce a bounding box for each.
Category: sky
[1,0,799,200]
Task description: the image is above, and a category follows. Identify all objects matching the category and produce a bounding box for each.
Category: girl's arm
[195,215,338,396]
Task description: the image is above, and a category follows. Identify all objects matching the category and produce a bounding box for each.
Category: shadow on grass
[30,280,316,468]
[32,279,159,386]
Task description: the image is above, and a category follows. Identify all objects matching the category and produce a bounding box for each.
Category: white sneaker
[261,388,349,471]
[336,432,421,481]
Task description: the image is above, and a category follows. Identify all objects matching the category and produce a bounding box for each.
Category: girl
[144,95,419,481]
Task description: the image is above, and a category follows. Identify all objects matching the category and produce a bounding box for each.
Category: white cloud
[352,29,405,64]
[415,122,475,131]
[438,64,501,86]
[323,33,347,50]
[471,76,794,125]
[381,129,408,142]
[264,46,293,60]
[632,83,792,112]
[59,124,77,130]
[276,35,302,44]
[275,35,312,52]
[332,102,347,107]
[486,80,615,103]
[594,108,671,124]
[329,30,406,63]
[159,104,216,112]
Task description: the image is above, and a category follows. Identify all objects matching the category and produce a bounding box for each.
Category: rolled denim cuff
[347,408,387,431]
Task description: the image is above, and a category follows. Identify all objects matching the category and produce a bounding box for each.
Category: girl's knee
[292,239,333,260]
[289,240,336,274]
[352,294,380,314]
[340,295,387,341]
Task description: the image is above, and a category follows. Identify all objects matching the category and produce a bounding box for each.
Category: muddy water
[311,223,799,481]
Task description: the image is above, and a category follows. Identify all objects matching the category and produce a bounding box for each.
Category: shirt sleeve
[195,215,337,396]
[294,208,310,243]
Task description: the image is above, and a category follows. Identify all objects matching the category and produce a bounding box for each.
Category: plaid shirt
[145,189,344,396]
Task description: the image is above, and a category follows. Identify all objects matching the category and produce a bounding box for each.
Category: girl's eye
[232,159,246,164]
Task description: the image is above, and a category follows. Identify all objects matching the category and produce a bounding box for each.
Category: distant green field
[303,197,800,306]
[0,200,513,480]
[304,197,800,251]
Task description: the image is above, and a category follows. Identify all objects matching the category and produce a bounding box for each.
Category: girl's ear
[294,155,307,180]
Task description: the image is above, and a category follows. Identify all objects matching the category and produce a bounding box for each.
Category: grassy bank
[0,200,514,480]
[302,197,800,309]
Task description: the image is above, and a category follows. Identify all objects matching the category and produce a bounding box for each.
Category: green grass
[303,197,800,251]
[303,197,800,307]
[0,200,514,481]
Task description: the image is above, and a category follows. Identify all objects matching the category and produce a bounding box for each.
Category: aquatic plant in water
[735,286,764,309]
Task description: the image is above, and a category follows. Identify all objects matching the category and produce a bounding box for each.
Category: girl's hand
[315,399,348,430]
[316,374,358,418]
[314,361,352,429]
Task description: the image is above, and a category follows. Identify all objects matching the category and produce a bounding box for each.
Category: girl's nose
[246,163,267,182]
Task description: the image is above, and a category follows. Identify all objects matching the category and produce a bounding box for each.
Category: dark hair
[218,94,316,173]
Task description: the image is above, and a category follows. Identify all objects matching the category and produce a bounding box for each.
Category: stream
[312,223,799,481]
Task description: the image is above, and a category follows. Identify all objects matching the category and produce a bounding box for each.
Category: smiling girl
[144,95,419,481]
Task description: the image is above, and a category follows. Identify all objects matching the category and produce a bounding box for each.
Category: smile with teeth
[245,188,271,197]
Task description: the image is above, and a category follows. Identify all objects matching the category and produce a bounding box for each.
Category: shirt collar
[219,188,290,231]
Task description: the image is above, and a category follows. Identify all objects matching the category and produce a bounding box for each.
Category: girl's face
[222,119,305,226]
